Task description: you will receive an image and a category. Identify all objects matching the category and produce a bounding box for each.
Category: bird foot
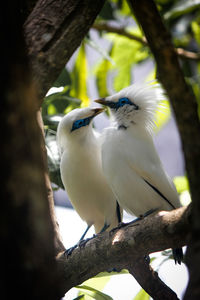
[117,221,126,229]
[79,237,94,248]
[129,208,158,226]
[64,235,96,257]
[109,222,126,234]
[144,255,150,264]
[107,267,122,273]
[64,245,77,257]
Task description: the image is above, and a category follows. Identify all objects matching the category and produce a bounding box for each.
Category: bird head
[57,107,104,152]
[95,83,165,133]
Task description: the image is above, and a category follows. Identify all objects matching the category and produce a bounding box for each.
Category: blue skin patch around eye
[118,97,132,108]
[107,97,139,110]
[71,116,93,132]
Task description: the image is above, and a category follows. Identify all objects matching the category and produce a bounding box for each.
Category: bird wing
[125,134,181,210]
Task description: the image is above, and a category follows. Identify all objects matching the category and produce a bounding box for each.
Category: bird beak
[94,98,108,106]
[91,107,105,117]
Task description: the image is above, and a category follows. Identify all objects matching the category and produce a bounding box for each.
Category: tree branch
[57,206,190,298]
[128,258,179,300]
[24,0,106,101]
[92,21,200,61]
[92,21,148,45]
[37,110,65,255]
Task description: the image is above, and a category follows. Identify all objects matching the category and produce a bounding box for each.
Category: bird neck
[116,120,151,140]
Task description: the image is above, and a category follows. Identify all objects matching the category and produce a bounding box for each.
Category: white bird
[57,107,122,251]
[95,83,183,264]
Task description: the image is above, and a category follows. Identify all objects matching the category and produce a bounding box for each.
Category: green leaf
[53,67,71,87]
[118,0,132,16]
[76,285,113,300]
[173,176,191,206]
[43,87,81,117]
[164,0,200,20]
[98,1,116,20]
[94,55,112,98]
[106,29,148,92]
[70,43,90,107]
[45,131,64,189]
[111,0,132,16]
[173,176,189,194]
[154,100,171,133]
[191,20,200,46]
[43,114,63,128]
[73,295,85,300]
[86,37,115,64]
[95,269,129,277]
[133,289,150,300]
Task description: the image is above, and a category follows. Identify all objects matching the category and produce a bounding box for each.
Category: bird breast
[60,141,118,231]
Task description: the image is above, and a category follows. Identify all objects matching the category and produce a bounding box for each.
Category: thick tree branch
[128,258,179,300]
[92,21,200,61]
[37,110,65,254]
[0,4,62,297]
[57,206,190,298]
[126,1,200,298]
[24,0,106,102]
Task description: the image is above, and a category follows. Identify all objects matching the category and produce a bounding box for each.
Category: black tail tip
[172,248,183,265]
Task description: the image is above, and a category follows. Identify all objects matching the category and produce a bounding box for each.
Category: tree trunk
[127,1,200,299]
[24,0,106,101]
[0,4,63,299]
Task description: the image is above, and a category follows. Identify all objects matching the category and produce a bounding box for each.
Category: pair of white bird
[57,82,183,264]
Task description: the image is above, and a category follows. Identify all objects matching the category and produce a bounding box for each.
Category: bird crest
[96,82,166,134]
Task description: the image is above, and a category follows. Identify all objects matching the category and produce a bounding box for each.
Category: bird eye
[71,118,85,132]
[78,120,84,126]
[118,97,129,107]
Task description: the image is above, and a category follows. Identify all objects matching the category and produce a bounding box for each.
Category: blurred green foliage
[42,1,199,297]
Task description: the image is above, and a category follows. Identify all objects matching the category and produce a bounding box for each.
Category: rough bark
[127,1,200,299]
[24,0,106,102]
[57,206,190,298]
[128,259,179,300]
[0,4,62,299]
[37,110,65,255]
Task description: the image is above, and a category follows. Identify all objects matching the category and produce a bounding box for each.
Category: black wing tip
[172,248,184,265]
[116,201,122,223]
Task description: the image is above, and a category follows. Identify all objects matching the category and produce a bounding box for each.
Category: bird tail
[172,248,183,264]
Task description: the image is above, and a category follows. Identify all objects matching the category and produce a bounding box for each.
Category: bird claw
[64,235,96,258]
[129,208,158,225]
[107,267,121,273]
[79,237,93,248]
[64,245,77,257]
[144,255,150,264]
[117,222,126,229]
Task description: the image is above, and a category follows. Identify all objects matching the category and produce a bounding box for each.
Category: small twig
[175,48,200,60]
[92,21,200,61]
[92,22,147,45]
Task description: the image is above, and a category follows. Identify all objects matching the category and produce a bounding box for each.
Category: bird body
[101,124,180,216]
[57,107,121,234]
[95,83,182,263]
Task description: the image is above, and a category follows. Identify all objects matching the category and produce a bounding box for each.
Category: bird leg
[64,224,92,257]
[79,222,110,250]
[129,208,158,225]
[99,223,110,233]
[114,208,158,232]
